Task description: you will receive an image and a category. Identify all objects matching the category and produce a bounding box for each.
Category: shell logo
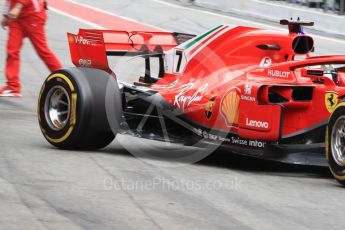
[221,89,240,127]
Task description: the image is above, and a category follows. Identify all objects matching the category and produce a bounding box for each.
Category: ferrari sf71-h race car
[38,19,345,186]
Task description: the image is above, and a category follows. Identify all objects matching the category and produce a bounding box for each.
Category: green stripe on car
[181,25,224,50]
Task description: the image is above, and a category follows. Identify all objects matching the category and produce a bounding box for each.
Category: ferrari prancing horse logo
[205,95,217,120]
[325,92,338,113]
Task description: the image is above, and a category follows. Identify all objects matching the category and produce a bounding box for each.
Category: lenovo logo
[246,118,269,129]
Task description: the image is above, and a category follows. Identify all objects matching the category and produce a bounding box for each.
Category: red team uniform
[0,0,62,97]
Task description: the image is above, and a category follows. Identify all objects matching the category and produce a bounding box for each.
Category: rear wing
[67,29,196,72]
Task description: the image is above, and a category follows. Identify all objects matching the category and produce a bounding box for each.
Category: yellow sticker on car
[325,92,338,113]
[221,90,240,127]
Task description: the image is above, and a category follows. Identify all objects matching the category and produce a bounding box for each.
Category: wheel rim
[44,86,71,131]
[331,115,345,167]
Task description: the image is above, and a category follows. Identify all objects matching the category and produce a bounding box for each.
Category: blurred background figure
[271,0,344,14]
[0,0,62,97]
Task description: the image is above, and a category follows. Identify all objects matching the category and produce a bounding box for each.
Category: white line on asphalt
[50,8,105,29]
[50,0,345,45]
[52,0,167,31]
[150,0,345,44]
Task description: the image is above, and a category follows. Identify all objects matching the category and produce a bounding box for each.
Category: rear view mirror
[300,67,335,85]
[300,68,324,78]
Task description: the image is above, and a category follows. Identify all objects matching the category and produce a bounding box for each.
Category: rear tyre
[38,68,121,150]
[327,106,345,186]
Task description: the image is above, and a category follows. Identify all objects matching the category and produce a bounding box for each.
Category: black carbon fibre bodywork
[119,84,327,166]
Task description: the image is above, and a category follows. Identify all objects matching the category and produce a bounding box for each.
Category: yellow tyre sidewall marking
[48,73,75,91]
[37,83,45,124]
[335,102,345,111]
[43,73,78,144]
[70,94,77,126]
[325,127,329,161]
[327,104,345,181]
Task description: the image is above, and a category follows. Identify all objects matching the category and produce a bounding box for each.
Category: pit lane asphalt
[1,1,345,230]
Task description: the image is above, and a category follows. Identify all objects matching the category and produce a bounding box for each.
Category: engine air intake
[292,36,314,54]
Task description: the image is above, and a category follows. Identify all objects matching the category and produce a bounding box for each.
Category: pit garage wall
[177,0,345,36]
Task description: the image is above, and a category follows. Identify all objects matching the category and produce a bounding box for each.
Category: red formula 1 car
[38,19,345,186]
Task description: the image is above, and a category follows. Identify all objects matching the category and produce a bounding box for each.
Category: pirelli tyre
[38,68,121,150]
[327,105,345,186]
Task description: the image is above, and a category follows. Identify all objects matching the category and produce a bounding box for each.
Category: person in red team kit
[0,0,62,97]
